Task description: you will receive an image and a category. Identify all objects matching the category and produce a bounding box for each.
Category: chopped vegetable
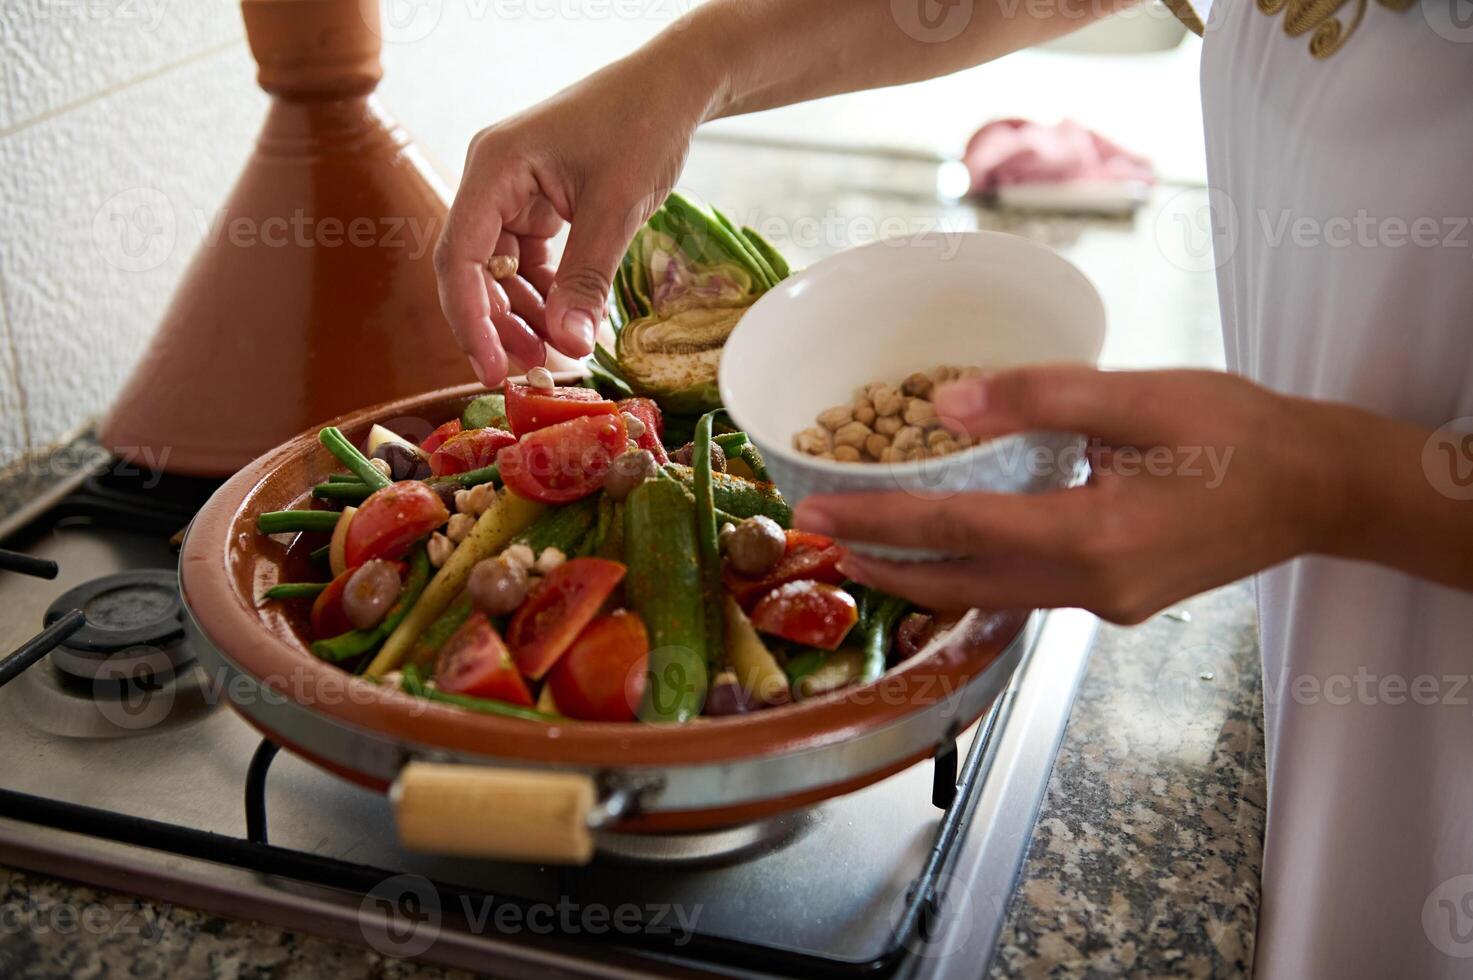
[364,490,546,678]
[435,611,534,706]
[723,516,786,576]
[310,570,355,639]
[724,529,846,608]
[262,582,328,600]
[623,479,708,722]
[342,559,406,630]
[750,581,858,651]
[419,419,462,455]
[429,427,516,476]
[860,593,910,682]
[319,427,391,492]
[408,594,472,668]
[602,449,660,502]
[344,482,449,568]
[256,509,340,535]
[664,465,791,527]
[312,548,430,663]
[615,397,668,464]
[328,504,356,577]
[691,412,725,669]
[467,556,529,616]
[461,392,508,430]
[723,597,791,705]
[613,193,788,414]
[794,648,866,700]
[498,413,628,505]
[401,664,554,722]
[546,611,649,722]
[504,382,617,437]
[506,558,627,680]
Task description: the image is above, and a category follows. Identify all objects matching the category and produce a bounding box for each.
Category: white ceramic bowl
[718,231,1106,559]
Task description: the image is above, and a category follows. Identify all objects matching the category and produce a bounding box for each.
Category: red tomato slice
[498,413,628,505]
[507,558,627,679]
[310,570,354,639]
[750,580,858,650]
[429,427,516,476]
[724,530,847,608]
[504,382,617,437]
[344,481,449,568]
[615,397,668,465]
[546,611,649,722]
[419,419,462,454]
[435,612,534,706]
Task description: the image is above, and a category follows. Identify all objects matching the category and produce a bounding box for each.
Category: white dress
[1164,0,1473,974]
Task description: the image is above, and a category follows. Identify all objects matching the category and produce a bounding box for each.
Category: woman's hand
[434,47,718,385]
[794,367,1361,624]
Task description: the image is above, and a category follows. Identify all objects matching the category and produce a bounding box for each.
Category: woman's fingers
[793,489,1089,559]
[544,184,653,359]
[933,366,1234,448]
[435,150,541,386]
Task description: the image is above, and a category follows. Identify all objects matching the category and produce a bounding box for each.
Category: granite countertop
[0,539,1264,978]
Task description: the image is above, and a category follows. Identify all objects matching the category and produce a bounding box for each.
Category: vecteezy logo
[1423,0,1473,43]
[367,0,444,44]
[1424,874,1473,957]
[1153,642,1236,721]
[359,874,441,958]
[92,187,176,273]
[1152,186,1238,274]
[1423,417,1473,501]
[891,0,975,42]
[892,872,974,958]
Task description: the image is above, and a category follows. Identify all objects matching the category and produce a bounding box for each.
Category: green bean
[401,665,556,722]
[318,426,391,492]
[326,473,360,483]
[739,444,770,483]
[311,481,373,503]
[713,432,748,454]
[692,412,725,669]
[861,593,911,682]
[428,465,500,489]
[262,582,328,600]
[257,510,341,534]
[311,547,431,663]
[309,543,331,562]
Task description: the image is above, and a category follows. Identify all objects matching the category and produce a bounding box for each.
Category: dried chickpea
[864,432,891,459]
[875,415,903,436]
[904,398,937,426]
[927,430,957,454]
[833,445,861,462]
[853,403,877,426]
[892,425,925,455]
[445,512,475,543]
[817,405,853,431]
[794,426,832,455]
[427,532,454,568]
[901,372,933,398]
[871,384,903,418]
[833,420,871,449]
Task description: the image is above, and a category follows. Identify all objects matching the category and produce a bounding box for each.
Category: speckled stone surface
[990,582,1266,978]
[0,578,1264,978]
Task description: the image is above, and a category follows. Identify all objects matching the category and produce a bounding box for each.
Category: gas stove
[0,446,1096,978]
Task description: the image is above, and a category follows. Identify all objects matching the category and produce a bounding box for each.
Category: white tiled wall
[0,1,1203,471]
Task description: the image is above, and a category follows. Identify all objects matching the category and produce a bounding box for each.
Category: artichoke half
[609,193,791,415]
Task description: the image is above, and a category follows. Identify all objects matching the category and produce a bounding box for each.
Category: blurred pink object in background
[963,118,1155,197]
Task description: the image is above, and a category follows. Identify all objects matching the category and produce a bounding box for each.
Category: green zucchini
[664,465,791,527]
[408,593,472,668]
[623,480,708,722]
[513,497,600,555]
[461,393,508,430]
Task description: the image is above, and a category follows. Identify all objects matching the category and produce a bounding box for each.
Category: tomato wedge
[498,413,628,504]
[750,580,858,650]
[419,419,462,454]
[615,397,668,465]
[506,558,627,679]
[546,611,649,722]
[429,427,516,476]
[435,611,534,706]
[504,382,617,437]
[310,570,354,639]
[343,481,449,568]
[724,530,847,608]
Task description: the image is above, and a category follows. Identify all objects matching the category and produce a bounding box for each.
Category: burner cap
[44,570,184,653]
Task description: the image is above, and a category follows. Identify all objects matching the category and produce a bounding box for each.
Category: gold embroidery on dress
[1256,0,1411,58]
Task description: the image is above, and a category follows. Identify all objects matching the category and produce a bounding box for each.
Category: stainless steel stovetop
[0,460,1095,978]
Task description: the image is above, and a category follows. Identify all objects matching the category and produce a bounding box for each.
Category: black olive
[372,442,423,481]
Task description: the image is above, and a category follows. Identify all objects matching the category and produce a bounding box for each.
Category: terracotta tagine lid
[97,0,476,476]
